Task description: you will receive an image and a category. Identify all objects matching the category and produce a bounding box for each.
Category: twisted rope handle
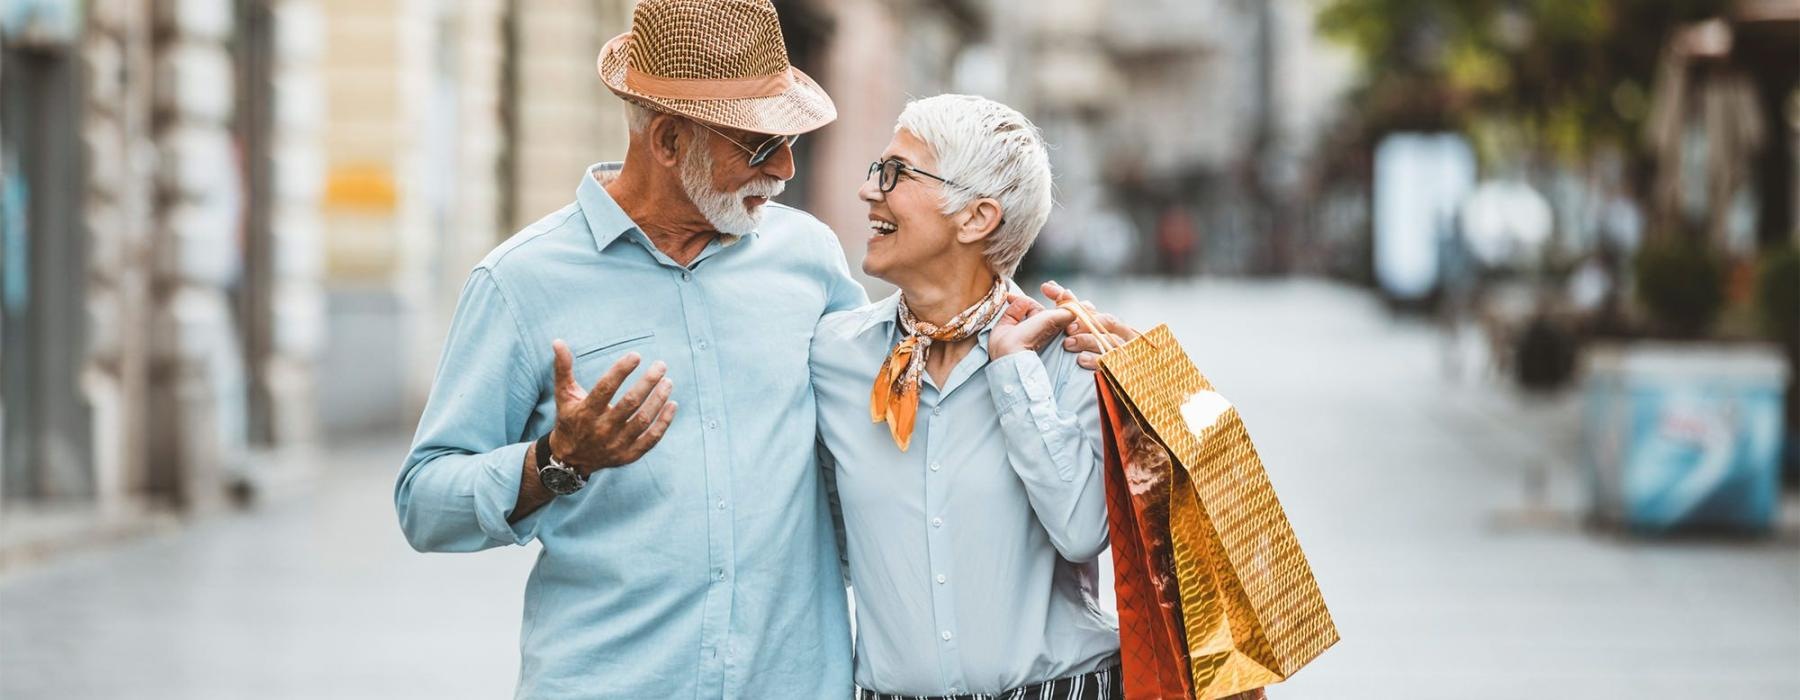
[1057,298,1118,355]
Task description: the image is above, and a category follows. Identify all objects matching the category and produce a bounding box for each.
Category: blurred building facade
[2,0,326,518]
[778,0,1358,282]
[0,0,645,526]
[313,0,633,437]
[2,0,1357,525]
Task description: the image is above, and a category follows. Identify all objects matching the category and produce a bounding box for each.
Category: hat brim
[598,32,838,137]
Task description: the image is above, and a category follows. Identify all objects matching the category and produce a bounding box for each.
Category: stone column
[260,0,327,447]
[83,0,157,512]
[146,0,248,510]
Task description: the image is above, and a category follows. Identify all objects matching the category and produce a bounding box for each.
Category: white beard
[679,139,785,236]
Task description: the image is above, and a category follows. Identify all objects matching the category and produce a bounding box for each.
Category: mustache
[736,178,785,199]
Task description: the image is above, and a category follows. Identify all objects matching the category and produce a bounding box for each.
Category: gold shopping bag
[1068,305,1338,700]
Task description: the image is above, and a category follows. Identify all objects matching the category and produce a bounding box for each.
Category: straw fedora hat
[597,0,837,136]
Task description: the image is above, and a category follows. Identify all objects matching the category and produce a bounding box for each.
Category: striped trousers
[854,665,1121,700]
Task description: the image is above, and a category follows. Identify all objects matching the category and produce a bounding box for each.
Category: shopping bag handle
[1057,298,1118,354]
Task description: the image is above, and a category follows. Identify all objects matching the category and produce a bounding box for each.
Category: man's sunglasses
[695,122,797,167]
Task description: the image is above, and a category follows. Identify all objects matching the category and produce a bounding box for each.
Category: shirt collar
[577,163,636,253]
[577,162,758,256]
[855,292,905,335]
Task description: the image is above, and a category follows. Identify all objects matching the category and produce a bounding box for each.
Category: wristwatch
[535,433,586,496]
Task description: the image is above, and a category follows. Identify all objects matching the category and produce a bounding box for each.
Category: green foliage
[1633,236,1725,338]
[1756,247,1800,344]
[1315,0,1736,160]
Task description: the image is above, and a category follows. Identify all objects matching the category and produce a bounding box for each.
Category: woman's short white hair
[895,94,1053,277]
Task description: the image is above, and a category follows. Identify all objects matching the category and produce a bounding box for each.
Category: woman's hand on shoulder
[988,291,1076,359]
[1040,281,1141,370]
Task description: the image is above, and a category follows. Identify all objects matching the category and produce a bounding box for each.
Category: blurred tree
[1316,0,1735,165]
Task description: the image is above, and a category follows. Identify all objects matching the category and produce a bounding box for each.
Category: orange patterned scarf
[870,280,1009,451]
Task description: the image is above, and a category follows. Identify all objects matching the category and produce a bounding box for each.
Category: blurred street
[3,279,1795,699]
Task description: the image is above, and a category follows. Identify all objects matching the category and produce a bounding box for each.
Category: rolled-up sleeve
[987,349,1109,561]
[395,268,546,552]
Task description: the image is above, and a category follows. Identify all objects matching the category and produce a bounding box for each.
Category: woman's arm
[986,347,1109,561]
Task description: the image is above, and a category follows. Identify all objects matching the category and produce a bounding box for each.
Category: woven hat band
[624,65,794,101]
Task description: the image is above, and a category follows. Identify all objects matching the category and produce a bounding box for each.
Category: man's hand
[548,339,678,475]
[989,293,1077,359]
[1042,280,1142,370]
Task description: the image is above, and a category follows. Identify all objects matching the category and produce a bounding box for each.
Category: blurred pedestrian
[1155,204,1199,277]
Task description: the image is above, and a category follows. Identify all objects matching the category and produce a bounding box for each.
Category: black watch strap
[535,433,556,470]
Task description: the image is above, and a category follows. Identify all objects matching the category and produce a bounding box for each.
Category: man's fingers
[1062,330,1107,355]
[1001,296,1036,325]
[1097,313,1142,342]
[607,361,667,418]
[586,352,644,408]
[624,375,674,432]
[1076,351,1101,371]
[552,340,583,403]
[625,401,678,458]
[1029,308,1077,336]
[1011,292,1046,314]
[1063,309,1095,335]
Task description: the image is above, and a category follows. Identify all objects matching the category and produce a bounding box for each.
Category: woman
[810,94,1121,700]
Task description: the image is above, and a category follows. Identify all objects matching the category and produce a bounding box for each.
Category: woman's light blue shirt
[811,291,1121,696]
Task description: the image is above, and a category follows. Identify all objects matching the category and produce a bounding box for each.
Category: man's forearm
[510,441,555,524]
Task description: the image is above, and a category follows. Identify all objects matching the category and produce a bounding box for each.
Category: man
[394,1,866,697]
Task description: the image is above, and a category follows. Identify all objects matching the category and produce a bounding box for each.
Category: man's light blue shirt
[811,291,1121,696]
[396,163,868,699]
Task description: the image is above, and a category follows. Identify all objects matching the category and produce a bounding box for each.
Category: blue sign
[1585,350,1788,534]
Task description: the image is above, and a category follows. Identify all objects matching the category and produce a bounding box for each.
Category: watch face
[540,465,584,496]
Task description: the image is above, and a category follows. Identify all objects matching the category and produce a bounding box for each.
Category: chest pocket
[571,329,658,381]
[562,329,668,511]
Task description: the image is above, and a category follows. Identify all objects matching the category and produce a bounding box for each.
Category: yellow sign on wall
[323,165,398,212]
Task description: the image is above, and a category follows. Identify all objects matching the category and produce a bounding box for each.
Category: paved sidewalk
[1084,278,1800,698]
[0,438,535,699]
[2,279,1795,698]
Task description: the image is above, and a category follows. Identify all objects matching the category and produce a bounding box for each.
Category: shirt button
[931,407,942,417]
[929,462,941,472]
[697,339,709,350]
[707,419,719,430]
[717,570,727,581]
[1003,385,1015,395]
[681,272,692,282]
[936,574,947,584]
[932,517,943,528]
[941,631,952,641]
[717,499,727,510]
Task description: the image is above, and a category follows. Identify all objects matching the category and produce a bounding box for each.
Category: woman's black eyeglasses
[867,159,970,194]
